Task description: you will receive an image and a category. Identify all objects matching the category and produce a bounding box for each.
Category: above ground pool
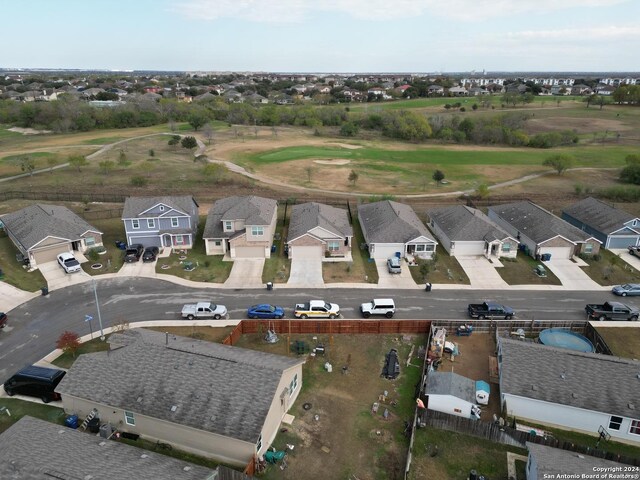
[538,328,594,353]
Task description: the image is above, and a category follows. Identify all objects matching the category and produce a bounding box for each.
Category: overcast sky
[2,0,639,72]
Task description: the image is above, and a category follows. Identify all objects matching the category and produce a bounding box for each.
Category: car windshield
[210,303,218,309]
[324,303,331,310]
[65,258,79,266]
[268,305,276,312]
[621,284,632,289]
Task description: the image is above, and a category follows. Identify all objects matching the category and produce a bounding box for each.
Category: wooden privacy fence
[584,323,614,355]
[222,319,432,345]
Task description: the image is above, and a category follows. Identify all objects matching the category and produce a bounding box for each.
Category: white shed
[426,371,481,420]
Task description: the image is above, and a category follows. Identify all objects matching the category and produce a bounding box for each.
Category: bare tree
[305,166,313,183]
[202,123,214,145]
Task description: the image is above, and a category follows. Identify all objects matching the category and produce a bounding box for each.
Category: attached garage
[234,246,266,258]
[370,243,405,260]
[290,245,323,261]
[32,243,69,264]
[450,241,484,256]
[127,235,162,248]
[608,236,638,249]
[538,246,573,260]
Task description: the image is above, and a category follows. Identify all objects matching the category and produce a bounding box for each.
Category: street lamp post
[92,279,105,340]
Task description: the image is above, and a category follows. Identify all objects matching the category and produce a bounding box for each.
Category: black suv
[124,244,144,263]
[142,246,160,262]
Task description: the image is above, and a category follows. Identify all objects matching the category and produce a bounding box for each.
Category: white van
[360,298,396,318]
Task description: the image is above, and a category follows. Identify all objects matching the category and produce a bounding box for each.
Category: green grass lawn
[593,324,640,359]
[580,249,640,286]
[410,252,469,285]
[497,255,562,286]
[324,215,378,284]
[80,217,126,275]
[262,207,290,284]
[0,398,66,434]
[51,337,111,369]
[0,234,47,292]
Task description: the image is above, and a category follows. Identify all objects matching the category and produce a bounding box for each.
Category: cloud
[503,25,640,41]
[174,0,630,22]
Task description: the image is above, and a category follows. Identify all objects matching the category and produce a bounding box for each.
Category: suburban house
[286,202,353,262]
[425,372,480,419]
[0,416,231,480]
[57,329,305,466]
[525,442,633,480]
[358,200,437,260]
[203,196,277,258]
[487,201,601,259]
[1,204,103,269]
[122,196,199,249]
[427,205,518,258]
[561,197,640,249]
[448,86,468,96]
[498,337,640,445]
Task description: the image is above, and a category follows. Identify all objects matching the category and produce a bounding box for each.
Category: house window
[425,244,435,252]
[256,434,262,453]
[175,235,184,245]
[85,236,96,247]
[124,411,135,426]
[633,220,638,227]
[289,374,298,396]
[215,240,221,246]
[630,420,640,436]
[609,416,623,431]
[415,244,426,252]
[502,243,511,252]
[328,241,340,252]
[224,221,233,231]
[584,243,593,254]
[171,217,179,228]
[252,226,264,236]
[132,219,140,229]
[147,219,155,229]
[160,206,165,211]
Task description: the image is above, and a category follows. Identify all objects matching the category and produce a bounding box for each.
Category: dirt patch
[313,158,351,165]
[7,127,53,135]
[525,116,630,135]
[325,143,363,149]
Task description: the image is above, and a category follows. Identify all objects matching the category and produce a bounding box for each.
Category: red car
[0,312,7,329]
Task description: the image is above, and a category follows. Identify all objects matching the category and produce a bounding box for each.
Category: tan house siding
[578,241,601,255]
[81,232,103,250]
[231,233,271,249]
[205,239,225,255]
[289,235,325,247]
[540,236,575,248]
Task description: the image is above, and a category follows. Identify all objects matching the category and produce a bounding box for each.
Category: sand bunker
[314,159,351,165]
[326,143,363,149]
[8,127,52,135]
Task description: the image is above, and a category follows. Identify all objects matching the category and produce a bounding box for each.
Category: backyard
[593,325,640,359]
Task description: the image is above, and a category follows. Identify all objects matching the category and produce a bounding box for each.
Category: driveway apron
[288,257,324,288]
[375,260,418,288]
[542,258,602,290]
[611,249,640,273]
[39,261,91,291]
[225,259,266,288]
[456,256,509,289]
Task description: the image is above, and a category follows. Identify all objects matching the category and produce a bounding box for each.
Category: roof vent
[84,475,94,480]
[57,429,65,435]
[577,454,585,459]
[188,360,194,366]
[183,467,192,472]
[141,454,149,459]
[137,396,143,403]
[572,393,578,399]
[629,403,635,410]
[531,385,538,391]
[174,364,179,369]
[170,405,178,412]
[210,415,217,422]
[99,442,107,447]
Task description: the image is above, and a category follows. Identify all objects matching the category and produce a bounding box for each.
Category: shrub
[130,176,148,187]
[86,248,100,262]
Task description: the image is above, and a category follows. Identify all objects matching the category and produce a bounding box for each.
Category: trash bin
[65,415,79,429]
[266,281,273,291]
[425,282,432,292]
[41,286,49,296]
[395,252,402,259]
[87,417,100,433]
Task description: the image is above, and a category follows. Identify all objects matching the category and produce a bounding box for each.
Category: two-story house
[121,196,199,249]
[203,196,277,258]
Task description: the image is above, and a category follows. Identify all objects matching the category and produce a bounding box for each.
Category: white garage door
[32,245,69,264]
[451,242,484,256]
[235,246,266,258]
[290,245,323,260]
[539,246,573,260]
[371,244,405,260]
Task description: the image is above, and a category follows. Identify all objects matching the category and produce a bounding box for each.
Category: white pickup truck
[181,302,227,320]
[294,300,340,319]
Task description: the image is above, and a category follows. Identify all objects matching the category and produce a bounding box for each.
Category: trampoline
[538,328,594,353]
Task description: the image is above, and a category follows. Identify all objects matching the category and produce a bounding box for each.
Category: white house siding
[234,246,268,258]
[370,243,406,260]
[450,241,485,257]
[205,239,225,255]
[290,245,323,261]
[427,393,475,419]
[503,394,640,445]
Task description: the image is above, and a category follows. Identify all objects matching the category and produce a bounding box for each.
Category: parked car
[468,301,515,319]
[57,252,81,273]
[294,300,340,319]
[0,312,7,329]
[142,246,160,262]
[360,298,396,318]
[612,283,640,297]
[124,244,144,263]
[181,302,227,320]
[387,257,402,274]
[247,304,285,319]
[628,245,640,257]
[585,301,639,321]
[3,365,66,403]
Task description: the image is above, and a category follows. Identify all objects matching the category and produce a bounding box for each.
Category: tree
[348,170,359,186]
[187,111,208,131]
[340,122,359,137]
[181,136,198,150]
[118,150,130,166]
[168,135,181,148]
[543,154,575,175]
[474,183,490,199]
[202,163,224,181]
[202,123,214,145]
[56,331,81,358]
[19,156,35,176]
[432,170,445,185]
[98,160,115,175]
[305,166,313,183]
[68,154,88,172]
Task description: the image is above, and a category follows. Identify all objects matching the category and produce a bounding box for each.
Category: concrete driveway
[542,257,603,290]
[610,249,640,273]
[117,259,158,278]
[39,260,91,291]
[288,257,324,288]
[225,259,266,288]
[456,256,509,289]
[376,259,418,288]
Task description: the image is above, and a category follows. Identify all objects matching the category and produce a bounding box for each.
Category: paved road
[0,277,627,383]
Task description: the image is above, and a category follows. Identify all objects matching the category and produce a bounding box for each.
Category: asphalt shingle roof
[563,196,638,235]
[427,205,514,242]
[426,371,475,403]
[358,200,435,244]
[0,204,102,251]
[526,442,632,477]
[56,330,304,443]
[122,196,198,219]
[0,416,216,480]
[488,201,595,244]
[287,202,353,242]
[203,196,277,239]
[499,337,640,419]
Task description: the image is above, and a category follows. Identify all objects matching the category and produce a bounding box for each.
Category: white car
[57,252,81,273]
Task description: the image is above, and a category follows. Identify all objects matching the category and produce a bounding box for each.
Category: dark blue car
[247,304,284,319]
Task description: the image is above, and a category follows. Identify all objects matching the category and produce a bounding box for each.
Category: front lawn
[51,337,111,369]
[0,398,66,434]
[0,233,46,292]
[80,217,126,275]
[410,252,469,284]
[262,207,290,283]
[580,249,640,286]
[497,254,562,285]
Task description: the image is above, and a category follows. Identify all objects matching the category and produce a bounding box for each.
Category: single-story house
[287,202,353,262]
[57,329,305,466]
[488,201,601,260]
[0,204,103,269]
[203,196,277,258]
[122,196,199,249]
[498,337,640,445]
[426,371,481,419]
[525,442,633,480]
[427,205,518,258]
[0,416,235,480]
[358,200,437,260]
[562,197,640,249]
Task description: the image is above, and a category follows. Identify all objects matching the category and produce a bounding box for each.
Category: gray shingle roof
[56,330,304,443]
[287,202,353,242]
[0,204,102,251]
[563,197,638,235]
[427,205,514,243]
[122,196,198,219]
[0,416,216,480]
[426,371,476,403]
[203,196,277,239]
[488,201,596,244]
[499,337,640,418]
[358,200,435,244]
[526,442,631,477]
